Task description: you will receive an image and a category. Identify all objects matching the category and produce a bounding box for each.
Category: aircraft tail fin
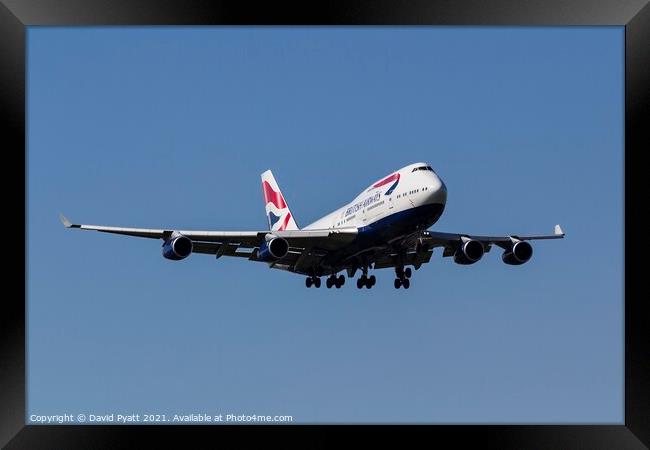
[260,170,299,231]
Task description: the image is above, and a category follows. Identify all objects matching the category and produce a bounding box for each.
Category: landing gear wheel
[369,275,376,287]
[335,281,341,289]
[338,274,345,286]
[402,278,410,289]
[394,278,402,289]
[358,275,367,289]
[396,267,404,278]
[306,277,313,288]
[326,278,333,289]
[313,277,321,288]
[404,267,412,278]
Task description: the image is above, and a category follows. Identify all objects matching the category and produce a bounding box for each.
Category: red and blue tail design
[261,170,299,231]
[373,173,400,195]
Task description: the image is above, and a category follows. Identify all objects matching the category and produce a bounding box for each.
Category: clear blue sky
[27,27,623,424]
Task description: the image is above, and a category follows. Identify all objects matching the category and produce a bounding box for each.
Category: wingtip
[59,213,72,228]
[554,224,564,236]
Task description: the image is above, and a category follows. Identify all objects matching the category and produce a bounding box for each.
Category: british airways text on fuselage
[345,192,381,217]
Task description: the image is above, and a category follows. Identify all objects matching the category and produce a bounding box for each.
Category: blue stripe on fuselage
[384,179,399,195]
[356,202,445,245]
[292,203,445,275]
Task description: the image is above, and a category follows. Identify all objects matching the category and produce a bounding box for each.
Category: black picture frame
[2,1,647,447]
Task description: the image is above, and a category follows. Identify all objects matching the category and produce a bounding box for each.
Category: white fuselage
[304,162,447,233]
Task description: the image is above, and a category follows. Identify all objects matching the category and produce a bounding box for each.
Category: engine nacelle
[258,235,289,261]
[162,234,193,260]
[502,240,533,265]
[453,239,485,265]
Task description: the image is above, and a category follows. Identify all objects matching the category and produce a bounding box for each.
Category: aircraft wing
[421,224,565,252]
[59,214,357,259]
[60,213,563,274]
[372,225,564,270]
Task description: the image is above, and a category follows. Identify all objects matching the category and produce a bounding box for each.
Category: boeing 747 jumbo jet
[60,163,564,289]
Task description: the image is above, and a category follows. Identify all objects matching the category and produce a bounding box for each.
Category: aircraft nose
[428,177,447,205]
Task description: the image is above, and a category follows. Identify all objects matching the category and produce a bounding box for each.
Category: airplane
[60,162,564,290]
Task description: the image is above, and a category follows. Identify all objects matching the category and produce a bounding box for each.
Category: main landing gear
[306,275,346,288]
[305,276,321,288]
[356,266,377,289]
[305,268,412,289]
[394,266,412,289]
[326,274,345,289]
[356,274,376,289]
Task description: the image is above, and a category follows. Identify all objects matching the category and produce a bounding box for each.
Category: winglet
[554,224,564,236]
[59,213,73,228]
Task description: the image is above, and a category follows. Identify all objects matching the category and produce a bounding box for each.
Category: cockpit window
[412,166,435,172]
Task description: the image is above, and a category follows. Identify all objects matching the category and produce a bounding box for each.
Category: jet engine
[502,240,533,265]
[162,234,193,260]
[453,239,485,265]
[258,234,289,261]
